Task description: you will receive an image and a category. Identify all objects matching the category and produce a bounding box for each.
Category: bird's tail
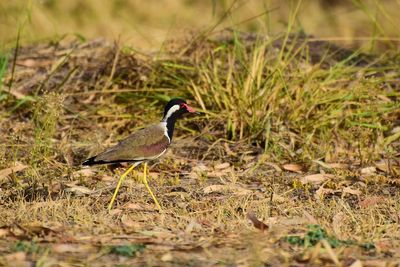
[82,156,141,166]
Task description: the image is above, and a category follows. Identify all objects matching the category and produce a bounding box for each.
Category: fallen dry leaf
[302,210,318,224]
[203,184,251,195]
[332,212,345,239]
[193,164,209,172]
[214,162,230,170]
[0,162,28,181]
[121,214,140,229]
[349,259,363,267]
[203,184,225,194]
[283,163,304,173]
[273,216,309,226]
[148,172,159,179]
[271,194,286,203]
[362,259,388,267]
[315,186,336,199]
[242,155,255,162]
[321,239,340,266]
[301,174,335,185]
[122,203,143,210]
[52,244,94,253]
[4,251,27,262]
[109,209,123,216]
[185,219,202,233]
[21,222,61,237]
[65,185,94,195]
[161,252,173,262]
[326,163,350,169]
[359,196,385,208]
[266,162,282,172]
[360,166,376,175]
[247,212,268,231]
[0,228,10,237]
[207,170,231,178]
[342,187,362,197]
[73,169,95,177]
[375,161,389,172]
[100,175,114,182]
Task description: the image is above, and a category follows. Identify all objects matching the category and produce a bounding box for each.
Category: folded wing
[83,123,169,165]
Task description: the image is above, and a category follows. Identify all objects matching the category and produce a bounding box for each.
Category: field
[1,1,400,266]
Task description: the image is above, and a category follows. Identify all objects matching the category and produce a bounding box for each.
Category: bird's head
[162,98,198,121]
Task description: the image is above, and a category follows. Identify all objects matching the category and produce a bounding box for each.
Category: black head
[162,98,196,121]
[161,98,197,141]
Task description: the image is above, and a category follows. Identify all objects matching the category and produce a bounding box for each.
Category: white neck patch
[163,104,180,121]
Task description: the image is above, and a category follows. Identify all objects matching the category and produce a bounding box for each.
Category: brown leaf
[4,251,27,262]
[52,244,94,253]
[0,162,28,181]
[121,214,140,229]
[65,185,94,195]
[193,164,209,172]
[342,187,362,197]
[161,252,173,262]
[185,219,203,233]
[360,166,376,175]
[321,240,340,266]
[301,174,335,185]
[303,210,318,224]
[332,212,345,239]
[100,175,114,182]
[148,172,159,179]
[359,196,385,208]
[247,212,268,231]
[214,162,230,170]
[283,163,304,173]
[375,161,389,172]
[203,184,225,194]
[73,169,95,177]
[271,194,286,203]
[9,225,26,238]
[0,228,10,237]
[315,186,335,199]
[203,184,251,195]
[207,170,229,178]
[122,203,143,210]
[21,222,61,237]
[362,260,387,267]
[326,163,350,169]
[109,209,123,216]
[266,162,282,172]
[7,89,28,100]
[349,259,363,267]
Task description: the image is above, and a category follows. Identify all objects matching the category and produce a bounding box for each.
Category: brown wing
[89,123,170,164]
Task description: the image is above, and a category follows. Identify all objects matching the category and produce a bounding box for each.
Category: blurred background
[1,0,400,51]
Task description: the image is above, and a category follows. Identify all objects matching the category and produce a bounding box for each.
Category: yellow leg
[108,164,136,210]
[142,162,162,211]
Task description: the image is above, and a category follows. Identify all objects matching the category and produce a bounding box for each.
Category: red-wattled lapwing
[82,98,197,211]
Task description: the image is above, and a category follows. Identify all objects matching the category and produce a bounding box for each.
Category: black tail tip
[82,156,97,166]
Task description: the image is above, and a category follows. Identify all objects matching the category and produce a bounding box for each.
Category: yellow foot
[142,162,162,212]
[108,164,137,210]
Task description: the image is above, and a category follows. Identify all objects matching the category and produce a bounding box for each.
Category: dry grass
[1,1,400,266]
[2,0,400,50]
[0,31,399,266]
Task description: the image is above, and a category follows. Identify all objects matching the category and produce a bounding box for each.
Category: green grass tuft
[109,244,146,257]
[285,224,350,248]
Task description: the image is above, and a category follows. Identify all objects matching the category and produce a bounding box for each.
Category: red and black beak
[182,103,200,114]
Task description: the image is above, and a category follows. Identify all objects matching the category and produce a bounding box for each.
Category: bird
[82,98,198,211]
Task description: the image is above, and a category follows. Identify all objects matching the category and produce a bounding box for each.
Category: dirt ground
[0,31,400,266]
